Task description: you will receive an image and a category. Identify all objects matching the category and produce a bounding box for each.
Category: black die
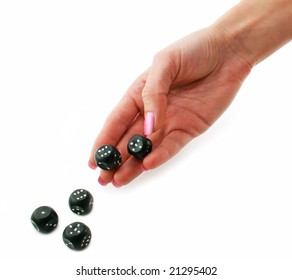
[127,134,152,159]
[63,222,92,251]
[94,145,122,170]
[31,206,58,233]
[69,189,93,215]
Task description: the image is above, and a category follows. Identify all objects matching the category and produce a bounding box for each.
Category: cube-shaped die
[63,222,92,251]
[31,206,58,233]
[69,189,93,215]
[127,134,152,159]
[94,145,122,170]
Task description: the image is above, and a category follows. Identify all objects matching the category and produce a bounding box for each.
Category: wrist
[213,0,292,67]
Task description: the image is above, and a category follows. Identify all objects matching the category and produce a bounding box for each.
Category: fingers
[110,157,144,187]
[88,95,138,168]
[143,130,193,170]
[88,78,146,169]
[142,51,174,135]
[103,129,193,187]
[89,50,185,186]
[98,114,145,186]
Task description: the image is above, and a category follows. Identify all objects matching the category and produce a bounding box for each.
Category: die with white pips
[69,188,94,215]
[31,206,58,233]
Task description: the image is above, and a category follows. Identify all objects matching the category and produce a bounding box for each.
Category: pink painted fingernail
[88,160,97,170]
[112,179,122,188]
[144,112,155,136]
[141,164,148,171]
[98,176,108,186]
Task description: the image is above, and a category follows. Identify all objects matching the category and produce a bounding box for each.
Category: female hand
[88,25,252,187]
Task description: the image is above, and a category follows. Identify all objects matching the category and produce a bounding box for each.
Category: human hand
[88,25,252,187]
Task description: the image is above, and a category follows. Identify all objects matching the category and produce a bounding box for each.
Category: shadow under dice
[94,145,122,170]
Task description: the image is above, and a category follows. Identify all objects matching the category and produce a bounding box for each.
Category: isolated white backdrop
[0,0,291,279]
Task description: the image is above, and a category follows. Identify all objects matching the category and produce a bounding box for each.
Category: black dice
[63,222,92,250]
[94,144,122,170]
[31,206,58,233]
[127,134,152,159]
[69,189,93,215]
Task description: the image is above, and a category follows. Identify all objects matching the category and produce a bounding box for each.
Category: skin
[89,0,292,187]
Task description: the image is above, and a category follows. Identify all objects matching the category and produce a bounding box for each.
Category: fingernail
[141,164,148,171]
[88,160,97,170]
[144,112,155,136]
[112,179,122,188]
[98,176,108,186]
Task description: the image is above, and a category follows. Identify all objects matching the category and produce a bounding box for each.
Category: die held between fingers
[127,134,152,159]
[94,145,122,170]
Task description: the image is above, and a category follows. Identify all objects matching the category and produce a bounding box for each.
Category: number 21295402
[169,266,217,276]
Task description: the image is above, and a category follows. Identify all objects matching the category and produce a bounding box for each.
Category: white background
[0,0,291,279]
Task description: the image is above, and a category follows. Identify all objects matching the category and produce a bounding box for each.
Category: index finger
[88,75,147,168]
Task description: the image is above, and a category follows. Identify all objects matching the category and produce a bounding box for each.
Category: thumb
[142,54,173,136]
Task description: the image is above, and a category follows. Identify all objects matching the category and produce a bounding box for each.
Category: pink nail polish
[144,112,155,136]
[112,179,122,188]
[98,177,108,186]
[88,160,97,170]
[141,164,148,171]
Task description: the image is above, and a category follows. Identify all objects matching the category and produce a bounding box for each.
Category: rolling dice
[127,134,152,159]
[63,222,92,250]
[69,188,93,215]
[94,144,122,170]
[31,206,58,233]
